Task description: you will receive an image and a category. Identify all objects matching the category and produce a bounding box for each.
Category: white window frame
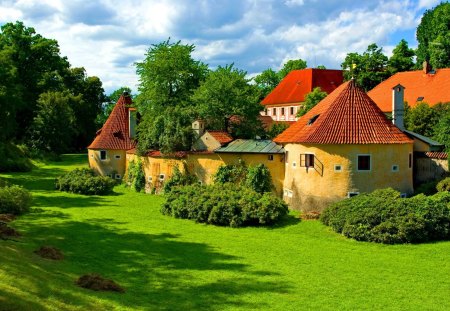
[334,164,342,172]
[159,174,165,181]
[100,150,107,161]
[347,192,360,198]
[357,154,371,172]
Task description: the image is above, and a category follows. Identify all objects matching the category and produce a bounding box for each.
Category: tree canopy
[296,87,327,117]
[388,39,415,74]
[416,2,450,68]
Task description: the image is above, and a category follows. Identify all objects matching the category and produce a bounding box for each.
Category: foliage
[321,188,450,244]
[416,2,450,68]
[388,39,415,73]
[341,43,390,91]
[254,68,280,99]
[161,183,288,227]
[414,180,439,196]
[0,143,32,172]
[55,168,115,195]
[437,178,450,192]
[404,102,440,137]
[192,64,263,138]
[296,87,327,117]
[266,122,290,139]
[126,159,146,192]
[163,165,197,193]
[0,185,32,215]
[28,91,77,154]
[135,39,208,153]
[245,164,274,194]
[432,102,450,152]
[278,59,308,79]
[213,161,247,185]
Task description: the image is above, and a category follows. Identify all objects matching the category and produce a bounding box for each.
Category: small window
[100,150,107,161]
[90,154,94,158]
[334,164,342,172]
[417,96,424,101]
[268,154,274,161]
[347,192,359,198]
[159,174,165,181]
[305,154,314,168]
[281,107,285,115]
[148,176,153,182]
[115,155,121,159]
[115,174,121,179]
[287,190,293,198]
[409,153,412,169]
[292,161,297,168]
[290,107,294,115]
[357,155,371,171]
[307,114,320,125]
[392,165,399,172]
[285,151,289,165]
[283,189,288,197]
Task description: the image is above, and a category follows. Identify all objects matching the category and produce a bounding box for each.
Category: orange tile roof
[368,68,450,112]
[261,68,343,106]
[88,94,136,150]
[207,131,233,145]
[274,80,413,145]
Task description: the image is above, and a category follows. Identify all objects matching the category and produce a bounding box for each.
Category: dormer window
[307,114,320,125]
[417,96,424,101]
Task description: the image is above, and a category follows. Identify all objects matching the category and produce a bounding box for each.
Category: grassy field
[1,154,449,310]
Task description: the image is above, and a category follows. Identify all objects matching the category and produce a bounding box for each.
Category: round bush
[437,177,450,192]
[320,188,450,244]
[161,183,288,227]
[0,185,32,215]
[56,168,116,195]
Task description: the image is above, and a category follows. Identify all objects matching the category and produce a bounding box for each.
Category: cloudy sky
[0,0,442,94]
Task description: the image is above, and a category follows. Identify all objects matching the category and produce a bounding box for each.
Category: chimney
[392,84,405,131]
[192,119,205,137]
[422,61,431,74]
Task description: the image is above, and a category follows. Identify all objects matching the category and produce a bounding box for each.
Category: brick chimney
[392,84,405,130]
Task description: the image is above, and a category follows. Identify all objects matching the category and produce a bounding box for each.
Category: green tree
[296,87,328,117]
[0,49,20,142]
[388,39,415,73]
[278,59,308,79]
[28,92,76,154]
[404,102,439,137]
[416,2,450,68]
[341,43,389,91]
[96,87,133,127]
[254,68,280,99]
[432,103,450,151]
[266,122,290,139]
[192,64,262,138]
[135,40,208,153]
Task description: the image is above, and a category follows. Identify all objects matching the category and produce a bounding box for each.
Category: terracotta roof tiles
[368,68,450,112]
[88,95,136,150]
[274,80,413,145]
[207,131,233,145]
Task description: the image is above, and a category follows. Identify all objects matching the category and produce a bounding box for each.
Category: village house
[261,68,343,122]
[274,80,414,211]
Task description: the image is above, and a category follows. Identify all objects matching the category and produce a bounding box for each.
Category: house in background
[88,92,136,179]
[274,80,414,212]
[261,68,343,122]
[368,62,450,113]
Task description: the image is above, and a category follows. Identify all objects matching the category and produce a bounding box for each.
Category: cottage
[261,68,343,122]
[274,80,414,212]
[88,92,136,179]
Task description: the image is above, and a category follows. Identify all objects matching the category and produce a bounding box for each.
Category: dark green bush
[414,180,438,195]
[437,177,450,192]
[320,188,450,244]
[56,168,115,195]
[161,183,288,227]
[126,159,145,192]
[0,185,32,215]
[0,143,33,172]
[163,165,197,193]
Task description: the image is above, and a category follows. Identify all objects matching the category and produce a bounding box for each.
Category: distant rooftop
[215,139,285,154]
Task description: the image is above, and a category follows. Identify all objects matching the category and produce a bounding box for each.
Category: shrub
[126,159,146,192]
[162,183,288,227]
[245,164,273,194]
[437,177,450,192]
[56,168,115,195]
[0,185,32,215]
[0,143,33,172]
[414,180,438,195]
[213,161,247,184]
[320,188,450,244]
[163,165,197,193]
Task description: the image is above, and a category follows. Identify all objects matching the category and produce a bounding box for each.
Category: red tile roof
[88,95,136,150]
[274,80,413,144]
[368,68,450,112]
[207,131,233,145]
[261,68,343,106]
[424,151,448,159]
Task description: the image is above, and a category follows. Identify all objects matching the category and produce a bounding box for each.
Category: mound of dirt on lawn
[34,246,64,260]
[301,211,321,220]
[75,274,125,293]
[0,214,16,222]
[0,223,20,238]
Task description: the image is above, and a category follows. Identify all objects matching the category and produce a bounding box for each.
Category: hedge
[55,168,116,195]
[0,185,32,215]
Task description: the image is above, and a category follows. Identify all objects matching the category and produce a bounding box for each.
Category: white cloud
[285,0,304,7]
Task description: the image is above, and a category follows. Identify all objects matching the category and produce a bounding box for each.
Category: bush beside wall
[56,168,116,195]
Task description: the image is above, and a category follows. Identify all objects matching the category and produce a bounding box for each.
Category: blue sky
[0,0,442,94]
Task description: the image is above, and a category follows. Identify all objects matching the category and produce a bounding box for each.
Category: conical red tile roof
[88,94,137,150]
[274,80,413,144]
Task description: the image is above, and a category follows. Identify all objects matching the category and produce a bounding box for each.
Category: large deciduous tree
[296,87,328,117]
[416,2,450,68]
[341,43,389,91]
[192,64,263,138]
[388,39,415,74]
[135,40,208,153]
[254,68,280,99]
[278,59,307,79]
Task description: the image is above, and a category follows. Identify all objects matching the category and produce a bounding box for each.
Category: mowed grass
[1,155,450,311]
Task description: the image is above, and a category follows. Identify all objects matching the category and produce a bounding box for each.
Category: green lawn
[1,154,449,310]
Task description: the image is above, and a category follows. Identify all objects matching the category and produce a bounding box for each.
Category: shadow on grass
[2,216,291,310]
[32,194,116,209]
[267,214,301,229]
